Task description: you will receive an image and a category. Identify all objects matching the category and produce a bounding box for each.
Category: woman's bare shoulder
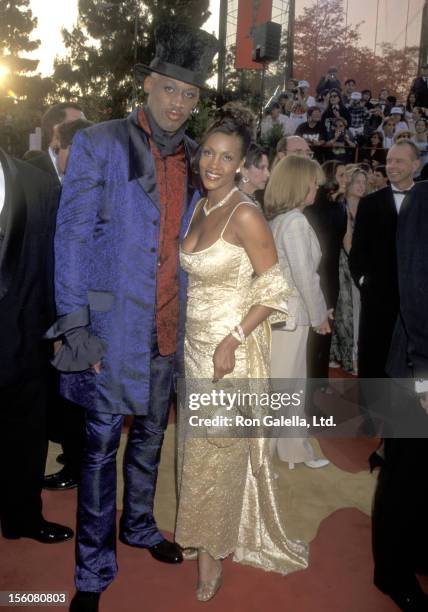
[230,194,263,217]
[228,200,271,244]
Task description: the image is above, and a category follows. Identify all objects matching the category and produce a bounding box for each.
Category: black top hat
[134,22,219,90]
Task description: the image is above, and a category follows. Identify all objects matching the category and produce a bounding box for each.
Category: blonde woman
[266,155,331,469]
[330,165,368,374]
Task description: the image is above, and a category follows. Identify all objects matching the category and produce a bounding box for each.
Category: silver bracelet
[235,324,246,344]
[230,329,242,344]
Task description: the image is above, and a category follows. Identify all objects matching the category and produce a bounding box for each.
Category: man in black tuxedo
[0,147,73,543]
[350,141,420,441]
[410,63,428,109]
[27,104,86,487]
[350,141,420,380]
[28,102,85,187]
[372,179,428,611]
[42,118,93,492]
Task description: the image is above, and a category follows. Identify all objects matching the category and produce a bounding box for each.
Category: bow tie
[392,190,410,195]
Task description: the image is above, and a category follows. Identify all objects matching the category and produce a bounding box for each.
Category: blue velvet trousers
[75,330,174,592]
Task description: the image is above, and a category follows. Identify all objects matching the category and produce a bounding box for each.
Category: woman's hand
[212,334,241,382]
[314,318,332,335]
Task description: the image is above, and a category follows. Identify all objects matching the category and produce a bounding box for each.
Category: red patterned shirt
[138,110,186,355]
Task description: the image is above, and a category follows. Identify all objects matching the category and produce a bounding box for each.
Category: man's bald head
[273,135,313,167]
[386,139,421,190]
[143,72,199,133]
[286,136,312,157]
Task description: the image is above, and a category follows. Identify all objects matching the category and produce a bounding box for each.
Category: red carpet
[0,369,412,611]
[0,497,400,612]
[319,436,379,473]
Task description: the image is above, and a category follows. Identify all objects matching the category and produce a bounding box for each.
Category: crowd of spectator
[255,63,428,383]
[260,64,428,178]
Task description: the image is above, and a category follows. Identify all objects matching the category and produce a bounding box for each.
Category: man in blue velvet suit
[46,22,218,612]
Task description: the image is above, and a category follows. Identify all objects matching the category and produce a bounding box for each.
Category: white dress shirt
[48,146,62,181]
[391,182,414,213]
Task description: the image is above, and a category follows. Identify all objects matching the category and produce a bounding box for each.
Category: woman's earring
[241,176,249,184]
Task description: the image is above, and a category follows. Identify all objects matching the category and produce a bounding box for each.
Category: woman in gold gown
[175,103,308,602]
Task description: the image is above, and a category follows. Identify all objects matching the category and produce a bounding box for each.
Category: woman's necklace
[203,186,238,216]
[245,191,259,204]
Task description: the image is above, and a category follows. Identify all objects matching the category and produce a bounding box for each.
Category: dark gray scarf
[144,105,187,158]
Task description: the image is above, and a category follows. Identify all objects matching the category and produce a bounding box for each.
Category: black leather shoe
[43,468,79,490]
[69,591,100,612]
[388,589,428,611]
[376,580,428,611]
[368,451,386,473]
[2,520,74,543]
[148,539,183,564]
[359,417,377,437]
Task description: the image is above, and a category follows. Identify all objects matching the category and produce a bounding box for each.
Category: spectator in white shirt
[296,80,316,110]
[389,107,408,134]
[378,117,397,150]
[260,102,288,138]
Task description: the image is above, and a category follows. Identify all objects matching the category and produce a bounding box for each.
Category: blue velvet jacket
[48,110,200,415]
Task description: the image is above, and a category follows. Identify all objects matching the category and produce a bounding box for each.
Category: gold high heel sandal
[196,551,222,602]
[182,547,198,561]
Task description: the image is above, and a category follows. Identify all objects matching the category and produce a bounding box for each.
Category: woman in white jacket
[265,155,331,469]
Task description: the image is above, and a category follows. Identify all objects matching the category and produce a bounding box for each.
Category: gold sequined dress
[175,202,308,575]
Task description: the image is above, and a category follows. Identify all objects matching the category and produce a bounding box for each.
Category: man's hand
[54,339,101,373]
[92,361,101,374]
